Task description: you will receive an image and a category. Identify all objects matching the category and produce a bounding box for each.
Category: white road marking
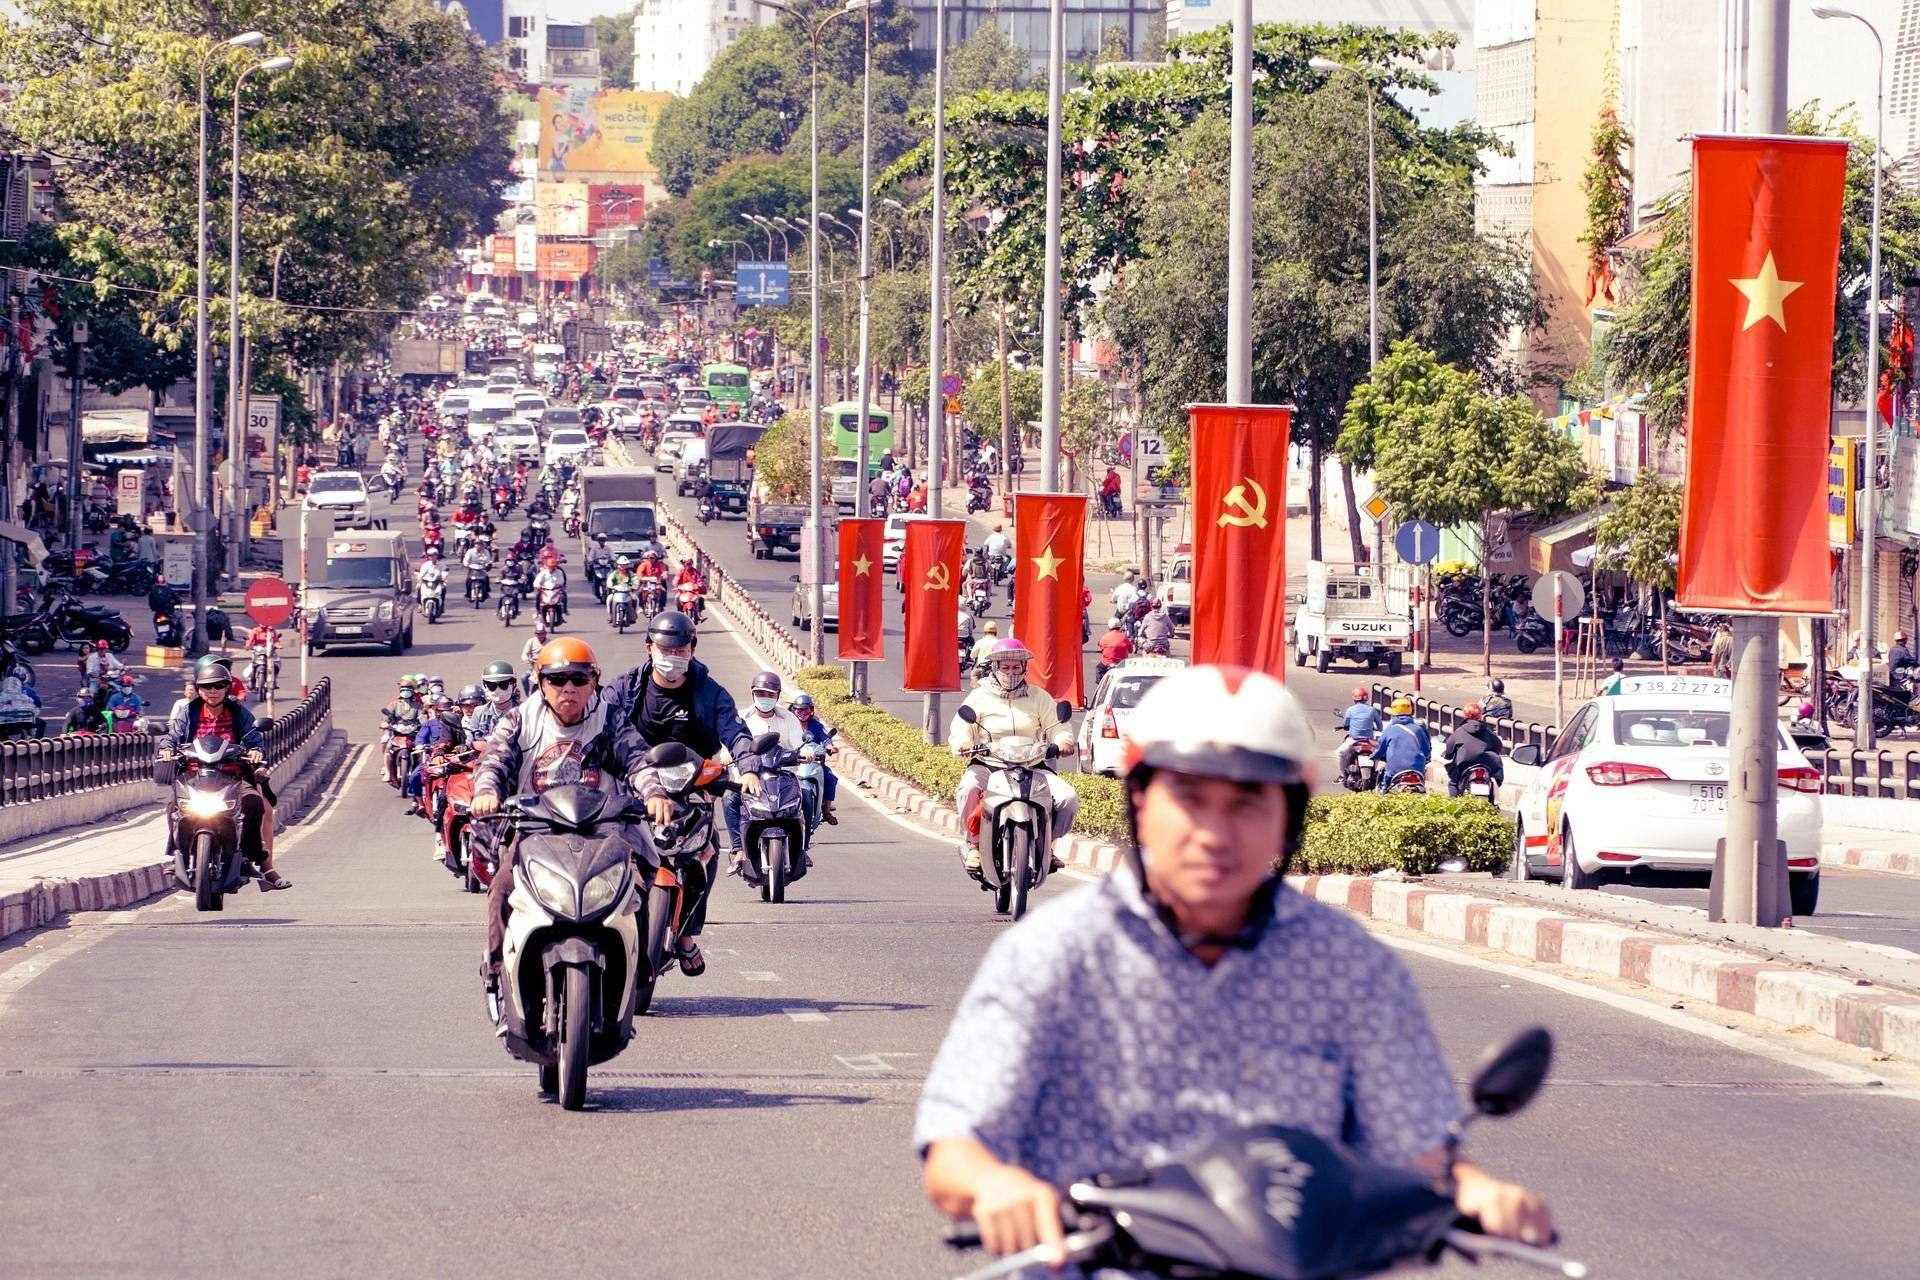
[785,1010,829,1023]
[1374,930,1920,1102]
[738,970,779,981]
[834,1052,920,1073]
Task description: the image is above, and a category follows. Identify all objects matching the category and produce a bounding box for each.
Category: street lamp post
[1037,0,1065,487]
[923,0,949,738]
[193,29,267,656]
[752,0,867,666]
[849,0,876,702]
[225,53,293,581]
[744,214,779,260]
[65,319,87,557]
[1309,56,1379,370]
[261,243,288,513]
[1815,4,1887,748]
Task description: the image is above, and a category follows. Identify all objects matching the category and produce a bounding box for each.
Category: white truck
[579,468,660,560]
[1290,561,1414,677]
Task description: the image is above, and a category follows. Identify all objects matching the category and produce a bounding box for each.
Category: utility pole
[1225,0,1254,402]
[851,0,875,703]
[66,322,86,557]
[1713,0,1790,927]
[924,0,948,740]
[1037,0,1065,489]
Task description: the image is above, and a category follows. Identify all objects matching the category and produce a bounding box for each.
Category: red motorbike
[675,580,705,625]
[427,747,489,891]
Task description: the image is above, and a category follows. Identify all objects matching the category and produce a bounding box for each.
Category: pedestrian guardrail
[1368,684,1556,757]
[655,508,810,674]
[0,677,331,810]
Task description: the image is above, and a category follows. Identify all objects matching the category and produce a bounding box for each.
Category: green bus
[825,401,894,459]
[702,362,751,406]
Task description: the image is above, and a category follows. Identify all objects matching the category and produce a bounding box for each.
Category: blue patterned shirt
[915,869,1462,1248]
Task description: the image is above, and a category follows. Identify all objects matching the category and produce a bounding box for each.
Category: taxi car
[1508,675,1823,914]
[1077,656,1187,777]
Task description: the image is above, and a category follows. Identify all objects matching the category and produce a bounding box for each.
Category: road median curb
[1823,842,1920,877]
[1287,871,1920,1065]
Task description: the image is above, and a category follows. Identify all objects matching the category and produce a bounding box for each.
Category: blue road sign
[1394,519,1441,565]
[647,259,670,287]
[736,262,790,306]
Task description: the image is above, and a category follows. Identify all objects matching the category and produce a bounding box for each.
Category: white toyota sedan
[1509,675,1823,914]
[1077,657,1187,776]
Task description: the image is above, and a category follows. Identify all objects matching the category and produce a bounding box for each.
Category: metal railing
[1368,680,1920,801]
[0,677,332,809]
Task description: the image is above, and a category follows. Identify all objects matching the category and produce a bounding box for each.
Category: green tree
[1599,106,1920,435]
[1339,342,1597,674]
[753,413,809,501]
[944,21,1028,94]
[594,10,637,89]
[1593,472,1681,593]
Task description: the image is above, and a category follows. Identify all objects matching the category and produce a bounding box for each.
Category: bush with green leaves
[1297,793,1511,877]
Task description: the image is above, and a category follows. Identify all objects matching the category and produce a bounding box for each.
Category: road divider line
[785,1010,829,1023]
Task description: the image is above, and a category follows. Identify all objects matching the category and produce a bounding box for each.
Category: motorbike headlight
[525,858,576,917]
[183,790,230,819]
[579,862,629,916]
[653,760,697,794]
[379,601,395,620]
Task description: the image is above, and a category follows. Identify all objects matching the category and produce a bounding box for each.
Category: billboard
[538,89,671,179]
[588,184,644,233]
[491,234,516,275]
[514,223,538,272]
[535,181,589,236]
[537,242,593,282]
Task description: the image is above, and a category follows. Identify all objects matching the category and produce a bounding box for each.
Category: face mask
[993,667,1023,692]
[753,696,777,714]
[488,688,513,707]
[653,653,688,679]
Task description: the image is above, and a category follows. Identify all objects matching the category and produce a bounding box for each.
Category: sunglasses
[540,672,593,688]
[483,680,516,691]
[197,680,231,691]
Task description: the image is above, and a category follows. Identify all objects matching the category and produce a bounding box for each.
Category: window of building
[547,23,591,48]
[507,46,526,70]
[507,15,531,38]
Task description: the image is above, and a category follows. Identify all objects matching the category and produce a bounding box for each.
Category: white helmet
[1123,666,1313,787]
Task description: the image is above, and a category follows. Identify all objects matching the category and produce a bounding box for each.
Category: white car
[881,511,937,574]
[791,579,839,631]
[302,470,372,528]
[513,392,549,423]
[1509,675,1824,914]
[544,428,591,468]
[654,430,700,474]
[492,419,540,461]
[1077,657,1186,775]
[543,405,585,431]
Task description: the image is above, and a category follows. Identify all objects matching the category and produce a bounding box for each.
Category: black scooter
[944,1027,1585,1280]
[158,736,268,912]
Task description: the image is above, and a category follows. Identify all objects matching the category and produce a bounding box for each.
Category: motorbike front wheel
[557,964,592,1111]
[1007,827,1031,920]
[192,830,220,912]
[763,832,787,904]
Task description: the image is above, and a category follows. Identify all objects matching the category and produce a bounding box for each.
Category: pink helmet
[987,637,1032,663]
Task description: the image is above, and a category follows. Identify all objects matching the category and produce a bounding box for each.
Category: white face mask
[487,687,514,707]
[753,695,777,713]
[993,665,1025,692]
[653,652,689,679]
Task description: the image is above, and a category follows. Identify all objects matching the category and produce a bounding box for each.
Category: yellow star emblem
[852,553,872,577]
[1032,546,1063,580]
[1729,251,1802,332]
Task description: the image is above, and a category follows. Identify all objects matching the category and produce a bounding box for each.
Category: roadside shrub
[1297,793,1511,877]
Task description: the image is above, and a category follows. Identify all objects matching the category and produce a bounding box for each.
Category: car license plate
[334,625,363,636]
[1689,783,1726,813]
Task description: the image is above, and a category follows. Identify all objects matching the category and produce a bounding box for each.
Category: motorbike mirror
[1510,744,1543,767]
[955,704,978,725]
[647,740,698,768]
[751,730,783,754]
[1056,700,1073,725]
[1469,1026,1553,1118]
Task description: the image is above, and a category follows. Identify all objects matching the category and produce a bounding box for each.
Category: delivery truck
[578,468,660,560]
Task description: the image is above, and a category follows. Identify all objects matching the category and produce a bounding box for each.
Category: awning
[1527,505,1609,574]
[82,409,151,444]
[95,450,172,466]
[0,520,49,564]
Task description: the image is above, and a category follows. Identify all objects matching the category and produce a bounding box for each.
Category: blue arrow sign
[1394,519,1440,565]
[647,259,670,287]
[736,262,790,306]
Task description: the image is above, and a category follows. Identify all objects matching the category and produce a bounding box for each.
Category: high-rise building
[504,0,604,87]
[907,0,1165,79]
[632,0,770,96]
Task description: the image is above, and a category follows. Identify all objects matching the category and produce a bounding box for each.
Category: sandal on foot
[258,870,291,892]
[677,940,706,976]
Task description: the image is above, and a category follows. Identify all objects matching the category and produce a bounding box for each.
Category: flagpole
[1712,0,1790,928]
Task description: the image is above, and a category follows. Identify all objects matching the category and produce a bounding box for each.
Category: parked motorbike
[1512,609,1552,654]
[158,736,266,912]
[955,702,1073,919]
[47,595,133,653]
[965,481,992,515]
[942,1027,1583,1280]
[736,731,812,903]
[482,785,648,1111]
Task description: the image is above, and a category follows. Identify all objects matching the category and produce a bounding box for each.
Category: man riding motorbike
[416,549,447,611]
[473,636,646,995]
[1443,701,1506,797]
[1335,686,1385,785]
[407,691,468,819]
[915,665,1550,1262]
[606,610,763,977]
[672,557,706,623]
[790,692,837,826]
[168,658,290,891]
[532,552,568,626]
[1094,621,1133,686]
[968,619,1001,675]
[465,661,519,740]
[1482,678,1514,722]
[946,637,1078,878]
[1376,696,1433,791]
[724,670,815,878]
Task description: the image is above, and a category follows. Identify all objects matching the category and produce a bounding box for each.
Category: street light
[848,207,896,272]
[752,0,868,666]
[225,52,293,578]
[1814,3,1888,748]
[707,237,750,265]
[192,29,267,655]
[1038,0,1065,486]
[922,0,950,738]
[743,213,781,260]
[1309,56,1379,370]
[65,318,88,557]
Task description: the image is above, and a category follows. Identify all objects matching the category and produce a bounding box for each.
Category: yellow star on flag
[1729,251,1802,332]
[1032,546,1063,580]
[852,553,872,576]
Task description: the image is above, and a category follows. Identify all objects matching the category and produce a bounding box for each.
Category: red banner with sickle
[902,518,965,691]
[1189,403,1293,677]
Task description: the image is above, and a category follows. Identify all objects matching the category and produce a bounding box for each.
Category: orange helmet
[533,635,599,677]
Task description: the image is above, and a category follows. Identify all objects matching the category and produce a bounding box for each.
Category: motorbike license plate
[1689,783,1727,813]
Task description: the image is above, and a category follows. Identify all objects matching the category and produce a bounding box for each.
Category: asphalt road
[2,452,1918,1277]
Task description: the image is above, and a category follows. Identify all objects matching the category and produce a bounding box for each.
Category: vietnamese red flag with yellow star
[902,518,965,690]
[836,518,885,661]
[1678,135,1848,614]
[1190,404,1293,677]
[1012,493,1088,708]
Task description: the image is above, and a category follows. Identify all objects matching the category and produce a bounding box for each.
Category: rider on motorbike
[1443,702,1505,797]
[724,670,815,874]
[168,658,290,891]
[407,691,468,816]
[1375,697,1433,791]
[1336,686,1385,783]
[465,662,518,740]
[532,553,568,625]
[607,610,763,977]
[946,637,1078,877]
[790,692,837,826]
[968,620,1000,675]
[1482,678,1514,721]
[416,549,447,608]
[915,665,1550,1261]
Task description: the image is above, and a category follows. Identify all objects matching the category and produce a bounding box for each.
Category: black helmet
[750,670,781,695]
[1490,678,1506,694]
[193,657,233,686]
[481,659,516,683]
[648,610,696,649]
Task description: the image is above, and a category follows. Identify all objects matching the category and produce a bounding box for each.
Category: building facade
[908,0,1164,79]
[632,0,769,96]
[504,0,604,88]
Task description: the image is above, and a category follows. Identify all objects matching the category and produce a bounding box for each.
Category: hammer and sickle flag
[1190,403,1294,678]
[1014,493,1089,709]
[902,517,965,691]
[837,517,885,662]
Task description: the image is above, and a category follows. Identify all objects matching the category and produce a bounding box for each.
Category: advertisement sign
[491,234,516,275]
[246,396,281,477]
[535,181,590,237]
[736,262,790,306]
[588,185,644,232]
[514,223,538,272]
[538,89,671,178]
[536,242,593,282]
[1828,436,1857,546]
[115,469,143,518]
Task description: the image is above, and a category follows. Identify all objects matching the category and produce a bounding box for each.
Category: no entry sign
[244,576,296,628]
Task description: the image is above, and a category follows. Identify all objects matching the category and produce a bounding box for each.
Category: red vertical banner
[1677,135,1847,614]
[1189,404,1293,678]
[1013,493,1088,708]
[836,518,885,661]
[902,518,965,691]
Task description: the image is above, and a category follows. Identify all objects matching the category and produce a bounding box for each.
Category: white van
[467,392,514,440]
